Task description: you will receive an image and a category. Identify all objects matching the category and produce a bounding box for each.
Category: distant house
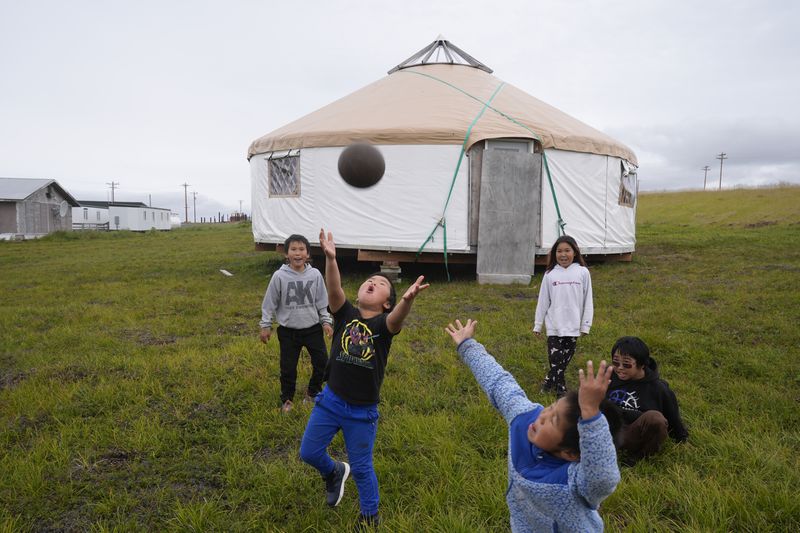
[76,201,172,231]
[0,177,80,240]
[72,203,110,230]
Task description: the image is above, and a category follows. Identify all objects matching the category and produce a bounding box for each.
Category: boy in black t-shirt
[299,228,429,526]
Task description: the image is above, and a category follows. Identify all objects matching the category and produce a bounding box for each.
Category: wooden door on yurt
[476,139,541,284]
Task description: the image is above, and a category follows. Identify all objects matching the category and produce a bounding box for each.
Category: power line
[181,182,190,223]
[716,152,728,190]
[106,181,119,203]
[702,166,711,190]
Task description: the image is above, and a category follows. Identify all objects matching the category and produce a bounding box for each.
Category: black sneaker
[355,512,380,530]
[325,461,350,507]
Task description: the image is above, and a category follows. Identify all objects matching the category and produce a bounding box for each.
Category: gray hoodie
[259,264,332,330]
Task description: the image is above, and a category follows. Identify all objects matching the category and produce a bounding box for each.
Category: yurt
[248,38,638,283]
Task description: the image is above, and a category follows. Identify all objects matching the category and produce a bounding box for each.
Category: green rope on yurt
[399,69,568,273]
[413,79,506,281]
[542,151,566,236]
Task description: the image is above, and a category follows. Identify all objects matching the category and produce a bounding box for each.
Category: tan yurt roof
[248,39,637,165]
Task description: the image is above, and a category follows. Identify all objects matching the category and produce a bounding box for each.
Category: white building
[248,38,639,283]
[74,201,172,231]
[72,204,110,230]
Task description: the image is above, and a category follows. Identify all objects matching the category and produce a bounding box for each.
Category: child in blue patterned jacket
[446,318,622,533]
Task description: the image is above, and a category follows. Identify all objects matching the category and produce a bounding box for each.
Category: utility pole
[239,200,243,214]
[192,191,198,223]
[702,166,711,190]
[106,181,119,203]
[716,152,728,191]
[181,183,190,223]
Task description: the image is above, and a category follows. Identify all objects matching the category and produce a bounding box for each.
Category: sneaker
[355,512,380,530]
[325,461,350,507]
[280,400,293,413]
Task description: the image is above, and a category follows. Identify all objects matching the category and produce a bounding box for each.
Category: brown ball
[337,143,385,188]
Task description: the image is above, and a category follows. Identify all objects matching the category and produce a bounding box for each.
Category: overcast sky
[2,0,798,219]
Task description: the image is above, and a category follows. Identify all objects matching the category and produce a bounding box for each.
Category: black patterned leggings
[542,336,578,396]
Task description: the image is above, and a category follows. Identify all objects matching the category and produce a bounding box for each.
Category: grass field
[1,187,799,532]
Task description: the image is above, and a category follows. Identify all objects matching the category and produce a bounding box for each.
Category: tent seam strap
[413,79,506,281]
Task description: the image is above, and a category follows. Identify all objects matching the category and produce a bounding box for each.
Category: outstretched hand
[445,318,477,346]
[401,275,430,303]
[577,360,613,420]
[319,228,336,259]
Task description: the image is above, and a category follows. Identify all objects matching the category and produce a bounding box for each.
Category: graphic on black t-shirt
[336,319,380,369]
[609,389,640,411]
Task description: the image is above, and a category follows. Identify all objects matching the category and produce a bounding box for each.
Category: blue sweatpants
[299,386,380,516]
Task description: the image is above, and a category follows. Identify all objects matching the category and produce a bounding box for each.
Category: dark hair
[611,336,651,368]
[545,235,586,272]
[558,391,623,455]
[367,272,397,312]
[284,234,311,252]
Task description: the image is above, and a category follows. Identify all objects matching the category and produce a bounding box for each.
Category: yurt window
[619,160,637,208]
[268,152,301,197]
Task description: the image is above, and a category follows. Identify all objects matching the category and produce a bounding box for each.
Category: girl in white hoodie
[533,236,593,397]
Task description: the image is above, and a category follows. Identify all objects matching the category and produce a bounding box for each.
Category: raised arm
[446,319,536,424]
[386,275,429,334]
[319,228,345,313]
[572,360,620,506]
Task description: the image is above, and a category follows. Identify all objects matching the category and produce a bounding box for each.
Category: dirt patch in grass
[121,329,178,346]
[8,412,52,435]
[70,448,140,481]
[744,220,777,228]
[216,322,250,336]
[185,401,228,424]
[756,263,800,272]
[409,339,429,355]
[254,443,296,462]
[98,448,139,467]
[0,368,29,389]
[695,297,717,306]
[503,290,531,300]
[50,364,92,383]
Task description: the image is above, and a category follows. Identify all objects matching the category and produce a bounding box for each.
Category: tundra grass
[1,187,799,531]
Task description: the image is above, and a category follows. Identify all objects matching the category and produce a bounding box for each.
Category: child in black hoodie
[605,337,688,463]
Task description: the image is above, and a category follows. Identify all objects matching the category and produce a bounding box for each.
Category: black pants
[542,336,578,396]
[277,324,328,404]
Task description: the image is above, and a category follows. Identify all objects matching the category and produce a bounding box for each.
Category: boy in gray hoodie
[260,234,333,413]
[446,318,622,533]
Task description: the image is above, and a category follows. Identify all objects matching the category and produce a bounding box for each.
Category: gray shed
[0,177,80,240]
